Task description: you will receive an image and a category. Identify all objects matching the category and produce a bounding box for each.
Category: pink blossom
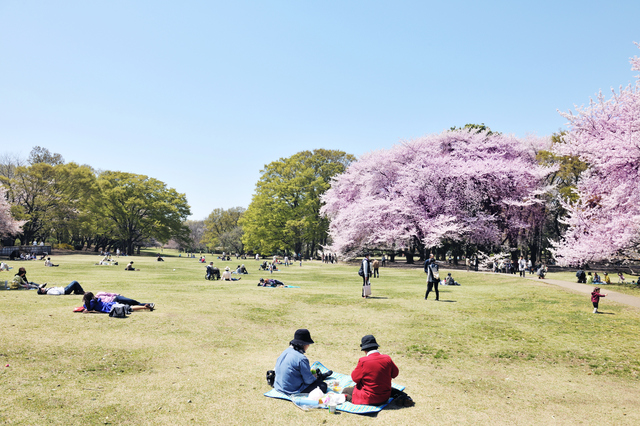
[321,130,553,258]
[551,45,640,266]
[0,185,24,238]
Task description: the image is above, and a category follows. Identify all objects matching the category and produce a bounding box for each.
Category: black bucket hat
[291,329,314,346]
[360,335,379,351]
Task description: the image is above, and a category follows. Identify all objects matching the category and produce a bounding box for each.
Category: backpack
[358,264,364,277]
[266,370,275,387]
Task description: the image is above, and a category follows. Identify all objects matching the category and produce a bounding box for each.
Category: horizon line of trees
[0,147,191,255]
[5,44,639,265]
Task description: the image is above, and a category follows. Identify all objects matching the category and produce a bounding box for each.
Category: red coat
[351,352,399,405]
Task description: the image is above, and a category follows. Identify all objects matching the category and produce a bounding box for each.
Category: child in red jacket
[591,287,607,314]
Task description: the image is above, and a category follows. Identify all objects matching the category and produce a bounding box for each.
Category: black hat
[291,329,314,346]
[360,335,379,351]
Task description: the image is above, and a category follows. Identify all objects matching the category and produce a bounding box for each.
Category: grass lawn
[1,251,639,425]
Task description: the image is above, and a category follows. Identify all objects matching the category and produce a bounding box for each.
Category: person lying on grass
[258,278,284,287]
[82,292,154,313]
[93,291,154,308]
[37,280,85,295]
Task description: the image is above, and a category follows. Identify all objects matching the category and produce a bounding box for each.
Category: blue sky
[1,1,639,219]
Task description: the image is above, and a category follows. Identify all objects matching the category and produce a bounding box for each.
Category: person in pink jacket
[591,287,607,314]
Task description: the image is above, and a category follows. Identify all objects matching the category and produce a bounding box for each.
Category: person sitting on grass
[273,329,329,395]
[234,264,248,274]
[443,272,460,286]
[124,261,136,271]
[593,272,602,284]
[11,267,45,290]
[82,292,154,313]
[603,272,611,285]
[37,280,85,295]
[221,266,241,281]
[44,257,59,267]
[341,335,400,406]
[586,272,593,285]
[617,272,626,284]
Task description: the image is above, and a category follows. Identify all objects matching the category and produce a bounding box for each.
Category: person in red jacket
[342,335,399,405]
[591,286,607,314]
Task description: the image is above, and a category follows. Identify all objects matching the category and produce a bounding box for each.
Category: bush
[53,243,75,250]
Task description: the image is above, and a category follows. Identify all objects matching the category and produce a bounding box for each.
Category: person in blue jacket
[274,329,328,395]
[81,292,154,313]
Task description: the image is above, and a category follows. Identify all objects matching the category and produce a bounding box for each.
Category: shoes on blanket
[317,370,333,381]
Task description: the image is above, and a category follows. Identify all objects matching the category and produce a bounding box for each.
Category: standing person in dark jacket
[361,253,372,298]
[424,254,439,300]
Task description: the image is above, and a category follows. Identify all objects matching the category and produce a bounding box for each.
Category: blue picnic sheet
[259,285,299,288]
[264,361,405,414]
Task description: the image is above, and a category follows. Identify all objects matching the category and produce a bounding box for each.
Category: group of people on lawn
[273,329,411,406]
[9,267,155,314]
[576,269,639,285]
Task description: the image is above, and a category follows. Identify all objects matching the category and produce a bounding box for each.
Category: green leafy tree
[532,131,588,261]
[28,146,65,166]
[0,162,97,245]
[201,207,245,252]
[182,219,206,252]
[449,123,498,135]
[241,149,354,257]
[94,171,191,255]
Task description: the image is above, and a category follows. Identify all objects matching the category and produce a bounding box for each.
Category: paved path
[530,277,640,309]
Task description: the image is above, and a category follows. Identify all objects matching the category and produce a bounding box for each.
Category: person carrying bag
[360,253,372,298]
[424,254,440,301]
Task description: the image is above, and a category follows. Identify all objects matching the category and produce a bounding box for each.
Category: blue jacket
[85,298,115,313]
[274,347,316,394]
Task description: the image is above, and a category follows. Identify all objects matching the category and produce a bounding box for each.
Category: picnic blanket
[264,361,405,414]
[259,285,299,288]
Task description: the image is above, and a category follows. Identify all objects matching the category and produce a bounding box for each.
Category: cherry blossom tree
[0,185,24,239]
[551,45,640,266]
[321,129,553,260]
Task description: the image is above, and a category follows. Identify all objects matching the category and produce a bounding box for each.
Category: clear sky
[1,1,639,219]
